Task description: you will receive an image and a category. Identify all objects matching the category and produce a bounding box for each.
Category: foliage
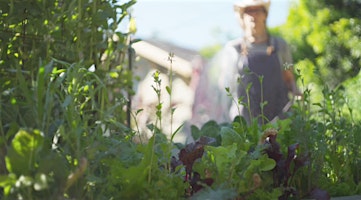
[183,119,312,199]
[276,0,361,89]
[0,0,137,199]
[270,0,361,122]
[272,1,361,195]
[1,0,361,199]
[0,0,136,130]
[276,86,361,198]
[199,44,222,59]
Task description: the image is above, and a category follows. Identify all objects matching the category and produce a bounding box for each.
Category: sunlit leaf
[5,129,44,175]
[166,86,171,95]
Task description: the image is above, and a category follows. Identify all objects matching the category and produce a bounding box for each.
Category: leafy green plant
[180,120,311,199]
[0,0,138,199]
[0,56,187,199]
[1,129,67,199]
[1,1,361,199]
[274,73,361,198]
[274,0,361,100]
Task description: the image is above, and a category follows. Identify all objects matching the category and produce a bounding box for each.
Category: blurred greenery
[0,0,138,199]
[271,0,361,196]
[1,0,361,199]
[272,0,361,120]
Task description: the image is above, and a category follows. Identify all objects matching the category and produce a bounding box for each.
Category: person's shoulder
[224,38,243,49]
[212,38,241,62]
[271,36,289,47]
[270,35,293,62]
[219,38,242,55]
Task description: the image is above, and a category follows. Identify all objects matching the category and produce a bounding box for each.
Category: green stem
[0,93,3,139]
[168,53,174,138]
[259,75,265,125]
[90,0,96,62]
[148,135,156,183]
[77,0,82,60]
[149,71,162,183]
[168,53,174,173]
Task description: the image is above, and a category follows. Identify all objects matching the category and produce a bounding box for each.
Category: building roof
[132,38,201,80]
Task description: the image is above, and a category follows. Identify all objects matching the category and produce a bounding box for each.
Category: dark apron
[237,43,289,125]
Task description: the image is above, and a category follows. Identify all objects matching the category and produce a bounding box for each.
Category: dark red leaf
[287,143,299,161]
[265,135,283,162]
[179,143,204,176]
[178,136,215,180]
[285,143,299,174]
[189,172,214,194]
[294,153,310,170]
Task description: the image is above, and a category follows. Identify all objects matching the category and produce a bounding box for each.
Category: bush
[1,0,360,199]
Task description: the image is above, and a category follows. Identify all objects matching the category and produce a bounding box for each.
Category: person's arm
[221,43,241,119]
[277,37,302,97]
[282,68,302,97]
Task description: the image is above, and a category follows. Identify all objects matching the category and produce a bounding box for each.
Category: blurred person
[193,0,301,126]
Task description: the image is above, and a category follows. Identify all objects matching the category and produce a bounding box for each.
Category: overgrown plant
[1,1,361,199]
[0,0,137,199]
[183,120,312,199]
[280,83,361,197]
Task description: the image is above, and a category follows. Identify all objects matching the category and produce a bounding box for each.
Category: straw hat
[234,0,271,14]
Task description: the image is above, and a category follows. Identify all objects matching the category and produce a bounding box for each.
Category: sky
[131,0,294,50]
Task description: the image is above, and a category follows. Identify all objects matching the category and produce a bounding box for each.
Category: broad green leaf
[206,144,246,175]
[5,129,44,175]
[191,125,201,141]
[0,174,16,187]
[199,121,221,145]
[244,155,276,180]
[0,174,16,196]
[109,71,119,78]
[259,157,276,172]
[220,127,242,146]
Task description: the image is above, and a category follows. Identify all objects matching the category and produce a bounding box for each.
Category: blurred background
[129,0,296,143]
[132,0,293,50]
[127,0,361,143]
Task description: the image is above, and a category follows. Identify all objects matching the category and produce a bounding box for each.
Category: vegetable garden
[1,0,361,199]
